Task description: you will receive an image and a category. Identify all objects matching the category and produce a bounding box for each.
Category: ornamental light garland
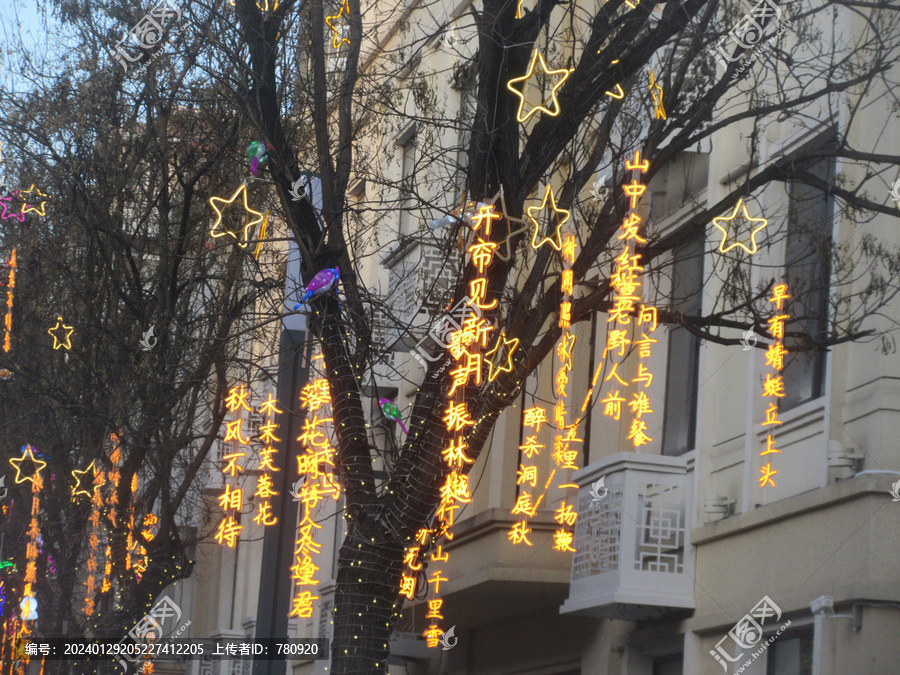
[290,369,340,619]
[2,249,14,353]
[759,283,790,488]
[216,384,252,548]
[253,393,282,527]
[600,151,659,448]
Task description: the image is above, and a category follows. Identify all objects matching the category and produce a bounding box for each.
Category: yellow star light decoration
[648,70,666,120]
[527,185,570,252]
[71,461,98,499]
[20,185,49,217]
[712,198,770,255]
[465,188,528,262]
[48,316,74,350]
[325,0,351,49]
[209,184,265,249]
[506,50,572,123]
[484,331,520,381]
[10,445,46,484]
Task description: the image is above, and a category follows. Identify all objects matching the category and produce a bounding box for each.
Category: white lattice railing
[561,452,696,621]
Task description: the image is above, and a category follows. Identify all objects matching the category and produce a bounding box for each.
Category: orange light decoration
[253,393,282,527]
[21,464,42,624]
[208,184,265,249]
[759,284,790,488]
[648,70,666,120]
[71,461,97,499]
[506,50,572,123]
[48,316,74,350]
[712,198,770,255]
[325,0,351,49]
[2,249,15,353]
[216,384,250,548]
[290,373,339,619]
[83,466,105,615]
[484,331,519,381]
[598,151,659,449]
[604,60,625,99]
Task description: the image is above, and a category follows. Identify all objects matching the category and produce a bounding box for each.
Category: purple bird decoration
[293,267,340,309]
[379,398,408,435]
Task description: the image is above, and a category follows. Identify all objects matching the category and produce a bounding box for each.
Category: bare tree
[2,0,900,671]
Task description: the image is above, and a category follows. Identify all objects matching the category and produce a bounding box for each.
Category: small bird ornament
[247,140,274,176]
[378,398,408,435]
[293,267,340,308]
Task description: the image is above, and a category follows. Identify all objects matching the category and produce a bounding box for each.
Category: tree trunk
[330,519,405,675]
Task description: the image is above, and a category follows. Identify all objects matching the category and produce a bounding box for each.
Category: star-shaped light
[71,461,97,499]
[0,193,25,222]
[10,445,46,484]
[527,185,570,252]
[712,199,769,254]
[506,50,572,123]
[209,184,265,249]
[19,185,49,217]
[325,0,351,49]
[648,70,666,120]
[48,316,74,350]
[485,331,519,381]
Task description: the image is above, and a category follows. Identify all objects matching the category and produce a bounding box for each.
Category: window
[652,655,683,675]
[397,129,417,237]
[781,154,833,410]
[767,630,813,674]
[662,230,704,456]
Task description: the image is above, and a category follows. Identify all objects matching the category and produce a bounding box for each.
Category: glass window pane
[767,632,814,675]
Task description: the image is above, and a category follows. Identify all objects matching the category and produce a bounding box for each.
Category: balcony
[560,452,695,621]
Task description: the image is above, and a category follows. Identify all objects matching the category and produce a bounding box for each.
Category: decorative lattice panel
[633,482,686,574]
[572,480,624,580]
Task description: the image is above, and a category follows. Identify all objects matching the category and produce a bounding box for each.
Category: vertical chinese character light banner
[290,369,339,620]
[84,466,105,616]
[254,393,282,527]
[3,249,15,353]
[759,284,790,488]
[600,151,658,448]
[216,384,251,548]
[551,220,579,553]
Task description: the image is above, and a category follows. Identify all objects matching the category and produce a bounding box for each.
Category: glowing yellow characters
[506,50,572,123]
[209,184,265,249]
[712,198,770,254]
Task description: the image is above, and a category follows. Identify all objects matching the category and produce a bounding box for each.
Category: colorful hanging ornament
[247,141,274,176]
[19,596,37,621]
[293,267,340,308]
[379,398,409,435]
[0,369,12,380]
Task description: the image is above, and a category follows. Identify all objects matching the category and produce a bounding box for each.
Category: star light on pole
[484,331,519,381]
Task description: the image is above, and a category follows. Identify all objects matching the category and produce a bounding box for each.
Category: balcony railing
[560,452,695,621]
